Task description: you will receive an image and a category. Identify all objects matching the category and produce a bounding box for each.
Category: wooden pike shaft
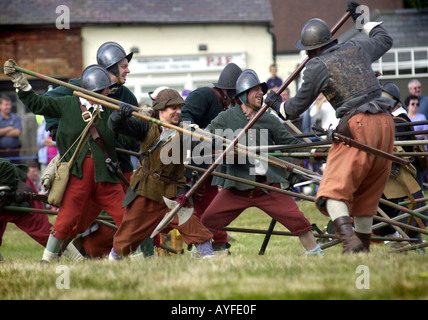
[268,151,428,158]
[222,227,416,243]
[373,215,428,236]
[185,164,315,202]
[169,12,351,226]
[74,91,322,179]
[2,205,116,229]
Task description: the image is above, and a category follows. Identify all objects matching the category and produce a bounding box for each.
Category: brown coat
[130,123,186,203]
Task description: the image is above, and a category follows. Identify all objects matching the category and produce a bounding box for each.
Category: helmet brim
[295,37,336,51]
[125,52,133,63]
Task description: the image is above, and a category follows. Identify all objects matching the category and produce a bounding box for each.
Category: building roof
[339,9,428,49]
[0,0,273,26]
[270,0,404,54]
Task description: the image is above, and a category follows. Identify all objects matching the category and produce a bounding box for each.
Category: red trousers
[201,182,313,236]
[113,195,213,256]
[53,158,125,240]
[81,225,115,257]
[0,178,52,247]
[0,210,52,247]
[193,177,228,243]
[80,170,133,257]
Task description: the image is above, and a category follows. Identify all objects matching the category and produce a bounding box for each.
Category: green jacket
[0,158,27,190]
[43,79,138,172]
[19,89,120,184]
[206,106,306,190]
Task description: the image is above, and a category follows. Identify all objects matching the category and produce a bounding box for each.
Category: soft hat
[153,89,185,111]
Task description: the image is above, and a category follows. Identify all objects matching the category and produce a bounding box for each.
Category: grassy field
[1,199,427,302]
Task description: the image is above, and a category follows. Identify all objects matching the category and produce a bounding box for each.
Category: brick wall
[0,27,83,165]
[0,27,83,81]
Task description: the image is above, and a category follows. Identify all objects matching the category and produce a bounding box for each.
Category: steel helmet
[235,69,268,98]
[81,64,114,92]
[213,63,243,90]
[295,18,335,51]
[96,41,133,69]
[382,81,401,102]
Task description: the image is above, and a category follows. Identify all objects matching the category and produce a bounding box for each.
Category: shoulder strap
[80,105,130,186]
[211,87,229,112]
[80,105,110,159]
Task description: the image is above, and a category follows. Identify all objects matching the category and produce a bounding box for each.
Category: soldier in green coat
[200,69,323,255]
[4,60,126,262]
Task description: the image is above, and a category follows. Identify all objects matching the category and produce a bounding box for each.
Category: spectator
[26,160,42,193]
[408,79,428,121]
[266,64,283,89]
[405,95,428,139]
[0,95,22,164]
[37,118,58,174]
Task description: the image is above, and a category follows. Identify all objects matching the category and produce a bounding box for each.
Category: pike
[14,14,351,237]
[2,205,116,229]
[254,139,428,152]
[154,12,351,237]
[72,91,322,229]
[268,151,428,158]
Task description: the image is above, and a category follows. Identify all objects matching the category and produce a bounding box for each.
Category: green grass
[1,200,428,301]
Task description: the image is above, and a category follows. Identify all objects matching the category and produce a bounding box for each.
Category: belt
[143,167,180,185]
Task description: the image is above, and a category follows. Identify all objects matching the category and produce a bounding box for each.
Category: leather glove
[346,1,361,22]
[3,59,30,90]
[265,91,284,117]
[118,102,135,118]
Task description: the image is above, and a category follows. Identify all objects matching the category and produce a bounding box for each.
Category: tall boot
[355,232,371,252]
[333,216,364,254]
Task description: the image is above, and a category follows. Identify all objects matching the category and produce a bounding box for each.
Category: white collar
[79,97,104,112]
[392,106,407,117]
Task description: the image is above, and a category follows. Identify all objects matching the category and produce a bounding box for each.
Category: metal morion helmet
[235,69,268,103]
[295,18,335,51]
[213,63,243,90]
[382,81,401,102]
[81,64,114,92]
[96,41,134,70]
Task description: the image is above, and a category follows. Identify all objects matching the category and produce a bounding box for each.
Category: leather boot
[333,216,365,254]
[355,232,371,252]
